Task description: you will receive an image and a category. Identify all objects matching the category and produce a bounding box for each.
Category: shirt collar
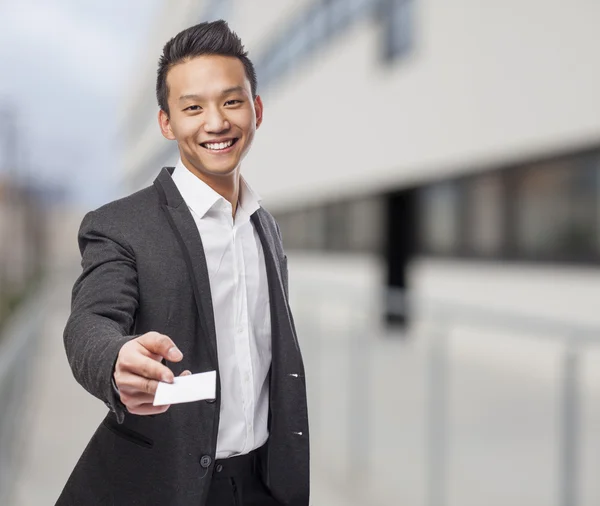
[238,172,262,218]
[171,157,261,219]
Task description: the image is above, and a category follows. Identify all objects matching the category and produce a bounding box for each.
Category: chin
[205,165,238,176]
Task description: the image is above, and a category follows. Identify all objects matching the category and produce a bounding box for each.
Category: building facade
[121,0,600,325]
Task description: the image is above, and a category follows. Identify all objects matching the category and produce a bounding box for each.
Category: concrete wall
[240,0,600,209]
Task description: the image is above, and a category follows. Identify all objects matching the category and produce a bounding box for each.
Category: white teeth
[204,139,234,150]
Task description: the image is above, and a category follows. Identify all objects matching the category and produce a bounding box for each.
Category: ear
[254,95,264,129]
[158,109,176,140]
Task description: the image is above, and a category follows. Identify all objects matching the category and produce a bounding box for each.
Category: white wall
[239,1,600,209]
[123,1,600,209]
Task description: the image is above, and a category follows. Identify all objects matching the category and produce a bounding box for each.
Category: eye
[184,105,201,111]
[225,100,242,105]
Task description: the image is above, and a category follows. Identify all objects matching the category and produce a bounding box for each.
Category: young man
[57,20,309,506]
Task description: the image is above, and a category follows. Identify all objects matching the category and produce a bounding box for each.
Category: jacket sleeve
[63,209,141,423]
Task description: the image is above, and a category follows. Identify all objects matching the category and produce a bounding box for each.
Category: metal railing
[292,281,600,506]
[396,290,600,506]
[0,281,49,505]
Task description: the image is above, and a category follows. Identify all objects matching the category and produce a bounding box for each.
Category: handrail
[386,286,600,344]
[293,280,598,506]
[0,280,49,505]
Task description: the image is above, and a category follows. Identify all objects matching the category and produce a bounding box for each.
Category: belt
[212,446,263,479]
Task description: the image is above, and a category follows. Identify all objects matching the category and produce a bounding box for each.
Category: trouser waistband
[212,445,265,479]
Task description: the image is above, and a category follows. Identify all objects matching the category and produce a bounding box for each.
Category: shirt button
[237,326,243,334]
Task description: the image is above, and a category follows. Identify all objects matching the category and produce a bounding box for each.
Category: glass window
[466,173,504,256]
[201,0,233,22]
[327,0,352,35]
[592,155,600,254]
[304,206,328,250]
[326,201,351,251]
[380,0,415,62]
[419,181,461,255]
[347,195,385,253]
[275,213,292,248]
[288,209,313,250]
[285,22,311,64]
[347,0,376,21]
[515,158,597,259]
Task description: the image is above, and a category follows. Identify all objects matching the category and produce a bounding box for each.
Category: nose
[203,107,230,133]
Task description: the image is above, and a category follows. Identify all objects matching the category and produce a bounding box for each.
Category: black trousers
[206,446,282,506]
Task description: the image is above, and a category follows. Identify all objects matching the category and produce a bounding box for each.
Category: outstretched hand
[113,331,190,415]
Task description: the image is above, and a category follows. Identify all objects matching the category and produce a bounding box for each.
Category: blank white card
[153,370,216,406]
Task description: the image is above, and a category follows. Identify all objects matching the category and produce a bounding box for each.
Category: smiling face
[158,54,263,183]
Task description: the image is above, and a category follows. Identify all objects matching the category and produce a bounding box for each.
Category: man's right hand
[113,331,188,415]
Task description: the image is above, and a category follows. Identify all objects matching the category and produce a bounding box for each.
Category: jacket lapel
[152,165,292,369]
[153,167,218,367]
[251,210,285,296]
[252,209,302,359]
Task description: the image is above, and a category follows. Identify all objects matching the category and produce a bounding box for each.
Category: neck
[180,158,240,217]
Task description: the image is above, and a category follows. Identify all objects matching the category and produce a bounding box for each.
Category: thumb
[180,370,192,377]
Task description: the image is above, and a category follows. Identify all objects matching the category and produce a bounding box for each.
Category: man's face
[158,54,263,179]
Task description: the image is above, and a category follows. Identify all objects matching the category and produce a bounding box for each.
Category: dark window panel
[418,181,461,255]
[326,200,351,252]
[465,173,505,256]
[515,158,597,260]
[347,195,386,253]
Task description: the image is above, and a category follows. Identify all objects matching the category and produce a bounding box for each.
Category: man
[56,20,309,506]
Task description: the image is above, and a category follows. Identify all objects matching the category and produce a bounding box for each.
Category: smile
[200,138,239,153]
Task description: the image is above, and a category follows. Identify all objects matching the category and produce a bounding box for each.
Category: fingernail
[162,373,173,383]
[168,346,182,360]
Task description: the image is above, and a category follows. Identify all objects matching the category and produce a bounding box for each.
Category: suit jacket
[56,167,310,506]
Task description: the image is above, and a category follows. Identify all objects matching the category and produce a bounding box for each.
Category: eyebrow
[179,86,246,103]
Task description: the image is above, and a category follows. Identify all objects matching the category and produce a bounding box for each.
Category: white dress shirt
[171,158,271,459]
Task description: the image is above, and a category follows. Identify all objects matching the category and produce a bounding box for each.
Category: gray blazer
[56,167,310,506]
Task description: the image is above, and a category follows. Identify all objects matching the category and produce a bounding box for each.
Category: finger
[180,370,192,376]
[126,402,170,416]
[120,353,175,384]
[117,371,162,395]
[137,332,183,363]
[138,348,162,362]
[118,388,155,406]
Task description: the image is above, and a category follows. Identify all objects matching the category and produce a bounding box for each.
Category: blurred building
[121,0,600,326]
[0,176,46,327]
[0,179,26,290]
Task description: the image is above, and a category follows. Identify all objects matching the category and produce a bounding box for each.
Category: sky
[0,0,162,207]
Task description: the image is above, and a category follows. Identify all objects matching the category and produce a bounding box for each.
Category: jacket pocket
[102,418,154,449]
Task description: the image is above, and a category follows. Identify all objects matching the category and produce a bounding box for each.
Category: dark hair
[156,20,257,115]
